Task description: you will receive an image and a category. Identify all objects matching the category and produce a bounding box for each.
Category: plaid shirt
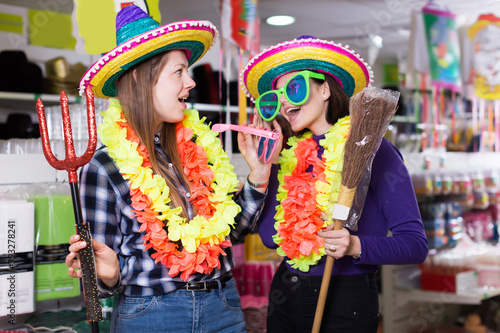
[80,141,265,297]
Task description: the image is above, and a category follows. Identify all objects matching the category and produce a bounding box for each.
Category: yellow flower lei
[273,116,350,272]
[98,99,241,280]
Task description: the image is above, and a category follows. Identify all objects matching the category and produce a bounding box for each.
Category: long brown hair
[117,51,191,218]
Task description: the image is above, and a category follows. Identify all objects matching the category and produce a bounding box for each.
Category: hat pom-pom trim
[79,20,218,97]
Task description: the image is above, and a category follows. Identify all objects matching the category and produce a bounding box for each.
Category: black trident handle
[71,183,102,332]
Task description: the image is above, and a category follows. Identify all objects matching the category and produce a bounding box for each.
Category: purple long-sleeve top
[258,136,429,276]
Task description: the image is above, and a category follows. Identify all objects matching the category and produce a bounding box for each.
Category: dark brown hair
[312,73,350,125]
[272,113,294,150]
[117,51,190,218]
[323,75,350,124]
[294,72,350,137]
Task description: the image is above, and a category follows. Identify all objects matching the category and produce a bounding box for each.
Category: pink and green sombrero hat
[241,36,373,100]
[79,5,218,98]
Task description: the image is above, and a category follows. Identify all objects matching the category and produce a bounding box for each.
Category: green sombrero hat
[241,35,373,100]
[79,5,218,98]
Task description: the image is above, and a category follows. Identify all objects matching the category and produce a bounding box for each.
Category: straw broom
[311,86,400,333]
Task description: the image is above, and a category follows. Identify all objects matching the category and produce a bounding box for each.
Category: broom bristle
[341,87,399,189]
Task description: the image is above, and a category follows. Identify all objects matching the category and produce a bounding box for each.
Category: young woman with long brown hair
[65,5,273,332]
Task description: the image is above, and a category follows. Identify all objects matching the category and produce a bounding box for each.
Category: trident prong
[36,85,97,183]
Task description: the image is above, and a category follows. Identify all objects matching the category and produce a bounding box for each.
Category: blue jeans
[110,278,246,333]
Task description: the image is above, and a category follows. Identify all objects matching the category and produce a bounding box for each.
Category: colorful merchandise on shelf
[232,243,245,268]
[484,170,500,205]
[463,211,495,242]
[420,202,448,248]
[412,172,435,198]
[432,173,443,195]
[419,248,477,292]
[487,203,500,241]
[476,265,500,288]
[471,172,489,209]
[441,173,454,195]
[454,172,473,195]
[244,233,281,262]
[445,202,463,245]
[421,238,500,291]
[32,195,81,301]
[419,269,477,293]
[233,261,278,298]
[411,170,489,210]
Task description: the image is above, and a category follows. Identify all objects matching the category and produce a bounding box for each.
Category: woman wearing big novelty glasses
[242,36,428,332]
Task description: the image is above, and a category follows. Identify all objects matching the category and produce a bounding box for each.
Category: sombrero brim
[79,20,218,98]
[241,37,373,100]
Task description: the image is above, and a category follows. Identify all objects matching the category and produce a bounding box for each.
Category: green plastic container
[33,195,81,301]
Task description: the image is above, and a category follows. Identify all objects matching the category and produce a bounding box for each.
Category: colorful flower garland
[99,99,241,281]
[273,116,350,272]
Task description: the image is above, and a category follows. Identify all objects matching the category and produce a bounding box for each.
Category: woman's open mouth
[285,106,301,121]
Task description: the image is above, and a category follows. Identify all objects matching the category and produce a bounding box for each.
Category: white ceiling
[161,0,500,62]
[3,0,500,63]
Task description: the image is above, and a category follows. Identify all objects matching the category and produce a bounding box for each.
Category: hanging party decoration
[467,14,500,100]
[72,0,160,55]
[422,5,462,92]
[220,0,260,54]
[463,14,500,152]
[219,0,261,143]
[406,3,463,158]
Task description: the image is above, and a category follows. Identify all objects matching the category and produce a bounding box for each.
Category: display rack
[381,264,500,332]
[404,150,500,174]
[400,286,500,305]
[0,91,81,110]
[0,91,248,114]
[381,150,500,333]
[0,154,57,185]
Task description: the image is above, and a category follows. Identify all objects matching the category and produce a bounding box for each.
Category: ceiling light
[266,15,295,26]
[369,34,383,48]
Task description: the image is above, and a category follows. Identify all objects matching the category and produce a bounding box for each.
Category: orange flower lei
[99,99,241,281]
[273,116,350,272]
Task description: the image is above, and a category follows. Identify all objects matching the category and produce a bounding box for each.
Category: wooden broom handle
[311,219,343,333]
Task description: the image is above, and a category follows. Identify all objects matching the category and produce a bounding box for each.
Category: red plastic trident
[36,85,102,333]
[37,85,97,182]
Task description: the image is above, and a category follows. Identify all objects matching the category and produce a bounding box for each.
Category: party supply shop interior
[2,1,500,332]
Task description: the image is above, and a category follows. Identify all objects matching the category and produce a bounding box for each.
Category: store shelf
[0,91,81,111]
[382,265,500,332]
[404,151,500,173]
[396,287,500,306]
[0,154,58,184]
[392,114,416,123]
[0,91,250,115]
[186,102,251,113]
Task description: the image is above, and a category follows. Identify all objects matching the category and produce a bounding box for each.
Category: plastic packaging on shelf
[0,184,81,302]
[471,172,489,209]
[446,202,463,246]
[412,172,434,198]
[484,170,500,205]
[463,211,495,242]
[420,234,500,290]
[441,173,454,195]
[420,202,448,249]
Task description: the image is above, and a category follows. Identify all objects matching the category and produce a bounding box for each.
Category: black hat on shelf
[0,50,43,93]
